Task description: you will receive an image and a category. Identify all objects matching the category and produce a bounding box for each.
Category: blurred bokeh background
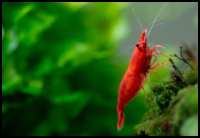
[2,2,198,136]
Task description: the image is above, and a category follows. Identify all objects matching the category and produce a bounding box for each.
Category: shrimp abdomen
[117,70,145,130]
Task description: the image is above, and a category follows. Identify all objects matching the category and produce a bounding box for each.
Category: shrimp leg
[148,54,158,66]
[147,62,173,90]
[147,70,162,90]
[150,62,172,70]
[149,45,170,58]
[141,75,147,98]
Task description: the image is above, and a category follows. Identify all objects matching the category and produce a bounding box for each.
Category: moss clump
[133,65,198,136]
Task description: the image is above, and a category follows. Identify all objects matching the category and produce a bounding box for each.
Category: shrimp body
[117,2,170,131]
[117,29,151,130]
[117,28,171,130]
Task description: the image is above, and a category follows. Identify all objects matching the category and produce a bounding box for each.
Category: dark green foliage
[2,2,147,136]
[133,66,198,136]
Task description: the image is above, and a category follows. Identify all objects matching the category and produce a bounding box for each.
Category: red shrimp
[117,3,171,130]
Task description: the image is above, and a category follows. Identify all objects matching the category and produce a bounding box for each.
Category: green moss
[183,67,198,85]
[133,66,198,136]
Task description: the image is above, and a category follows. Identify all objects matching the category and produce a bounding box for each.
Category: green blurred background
[2,2,198,136]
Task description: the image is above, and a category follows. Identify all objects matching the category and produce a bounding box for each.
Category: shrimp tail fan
[117,110,124,131]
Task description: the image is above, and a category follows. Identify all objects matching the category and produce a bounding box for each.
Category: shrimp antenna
[110,45,135,61]
[132,8,143,31]
[147,2,168,37]
[146,22,165,30]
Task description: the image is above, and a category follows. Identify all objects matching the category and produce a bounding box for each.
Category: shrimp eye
[135,44,139,47]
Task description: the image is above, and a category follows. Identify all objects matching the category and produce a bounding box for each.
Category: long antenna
[132,8,143,31]
[145,21,165,30]
[110,45,135,61]
[147,2,168,37]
